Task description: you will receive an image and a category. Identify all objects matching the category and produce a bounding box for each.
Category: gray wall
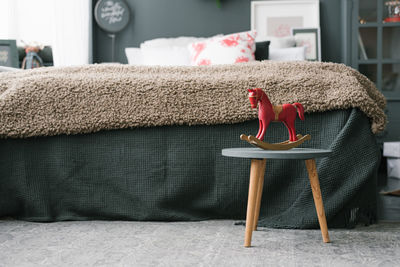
[93,0,342,64]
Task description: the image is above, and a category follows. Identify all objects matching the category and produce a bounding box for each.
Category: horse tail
[293,103,305,120]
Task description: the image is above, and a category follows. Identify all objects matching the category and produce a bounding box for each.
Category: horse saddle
[272,105,283,121]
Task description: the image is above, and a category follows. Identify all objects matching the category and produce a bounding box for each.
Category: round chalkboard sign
[94,0,130,33]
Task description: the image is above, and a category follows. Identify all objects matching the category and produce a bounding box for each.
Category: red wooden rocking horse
[240,88,311,150]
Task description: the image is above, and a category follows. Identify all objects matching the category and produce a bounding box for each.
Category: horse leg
[285,119,298,142]
[258,119,270,141]
[282,121,293,142]
[256,120,263,139]
[290,125,298,142]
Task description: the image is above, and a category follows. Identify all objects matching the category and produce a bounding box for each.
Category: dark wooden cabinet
[342,0,400,143]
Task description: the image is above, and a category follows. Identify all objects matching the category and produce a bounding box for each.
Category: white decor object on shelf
[251,0,320,42]
[384,142,400,179]
[387,159,400,179]
[384,142,400,157]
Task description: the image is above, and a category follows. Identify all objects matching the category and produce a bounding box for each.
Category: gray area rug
[0,220,399,267]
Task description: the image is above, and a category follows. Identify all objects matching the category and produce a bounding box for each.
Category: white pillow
[140,36,210,49]
[141,46,191,66]
[137,35,224,66]
[267,36,296,49]
[188,30,257,66]
[269,47,306,61]
[125,47,143,65]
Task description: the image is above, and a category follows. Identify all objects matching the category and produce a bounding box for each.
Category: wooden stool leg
[253,159,267,231]
[244,159,263,247]
[305,159,331,243]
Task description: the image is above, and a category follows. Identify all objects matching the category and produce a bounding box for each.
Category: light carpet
[0,220,399,267]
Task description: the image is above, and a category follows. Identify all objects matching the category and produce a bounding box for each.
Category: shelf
[381,90,400,99]
[359,59,400,64]
[382,22,400,27]
[358,22,379,27]
[358,22,400,27]
[382,59,400,64]
[345,0,400,143]
[386,97,400,102]
[358,59,379,64]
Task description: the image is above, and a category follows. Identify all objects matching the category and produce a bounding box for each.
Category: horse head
[247,88,263,108]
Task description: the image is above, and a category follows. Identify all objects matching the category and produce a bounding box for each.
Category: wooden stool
[222,147,332,247]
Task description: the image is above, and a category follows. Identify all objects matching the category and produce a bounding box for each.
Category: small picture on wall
[292,28,321,61]
[267,17,303,37]
[0,40,19,68]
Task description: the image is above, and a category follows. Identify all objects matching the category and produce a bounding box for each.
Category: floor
[0,220,399,267]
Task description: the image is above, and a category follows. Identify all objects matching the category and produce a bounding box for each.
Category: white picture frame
[292,27,321,61]
[251,0,320,42]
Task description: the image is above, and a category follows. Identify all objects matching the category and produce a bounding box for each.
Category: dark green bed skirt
[0,109,380,228]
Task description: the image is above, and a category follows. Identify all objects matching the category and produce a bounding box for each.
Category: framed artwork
[292,28,321,61]
[251,0,320,41]
[0,40,19,68]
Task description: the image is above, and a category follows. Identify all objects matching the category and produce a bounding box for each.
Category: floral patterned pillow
[188,31,257,66]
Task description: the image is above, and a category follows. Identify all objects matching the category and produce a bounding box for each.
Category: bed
[0,61,386,229]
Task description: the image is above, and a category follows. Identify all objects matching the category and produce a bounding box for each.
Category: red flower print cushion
[188,31,257,66]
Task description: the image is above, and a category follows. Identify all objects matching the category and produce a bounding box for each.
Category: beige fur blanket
[0,61,386,138]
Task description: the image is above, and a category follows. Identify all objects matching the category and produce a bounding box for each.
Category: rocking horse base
[240,134,311,150]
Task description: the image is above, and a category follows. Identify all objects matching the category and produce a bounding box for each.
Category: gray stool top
[222,147,332,160]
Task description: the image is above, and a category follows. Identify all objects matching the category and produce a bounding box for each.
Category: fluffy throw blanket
[0,61,386,138]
